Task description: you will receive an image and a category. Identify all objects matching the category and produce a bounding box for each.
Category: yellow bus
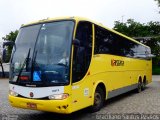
[9,17,152,114]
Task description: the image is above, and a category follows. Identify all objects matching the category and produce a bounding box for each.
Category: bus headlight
[48,93,69,100]
[9,90,18,97]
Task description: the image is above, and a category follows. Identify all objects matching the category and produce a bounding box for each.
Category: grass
[152,66,160,75]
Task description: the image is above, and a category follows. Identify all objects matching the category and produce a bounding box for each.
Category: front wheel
[89,87,104,112]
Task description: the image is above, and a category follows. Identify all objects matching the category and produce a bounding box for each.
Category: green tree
[155,0,160,13]
[2,30,18,62]
[114,19,160,37]
[155,0,160,7]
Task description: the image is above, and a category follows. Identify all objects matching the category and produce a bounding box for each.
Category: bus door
[71,21,93,111]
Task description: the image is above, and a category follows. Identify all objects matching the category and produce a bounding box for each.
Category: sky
[0,0,159,41]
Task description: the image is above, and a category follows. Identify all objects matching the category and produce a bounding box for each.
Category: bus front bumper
[9,95,72,114]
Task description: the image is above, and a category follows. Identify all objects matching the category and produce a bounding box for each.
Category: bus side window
[72,22,92,83]
[94,25,115,55]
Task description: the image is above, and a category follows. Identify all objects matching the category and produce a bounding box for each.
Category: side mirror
[2,41,16,62]
[2,48,6,62]
[3,41,15,48]
[72,39,80,46]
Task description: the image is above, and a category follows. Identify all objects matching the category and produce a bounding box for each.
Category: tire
[89,87,104,112]
[141,80,146,90]
[141,82,145,90]
[137,81,142,93]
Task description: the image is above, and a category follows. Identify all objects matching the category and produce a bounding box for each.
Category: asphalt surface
[0,76,160,120]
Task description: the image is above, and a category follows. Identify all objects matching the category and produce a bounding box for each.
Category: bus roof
[22,16,149,48]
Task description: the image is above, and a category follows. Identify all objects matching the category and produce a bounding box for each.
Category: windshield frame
[9,20,75,87]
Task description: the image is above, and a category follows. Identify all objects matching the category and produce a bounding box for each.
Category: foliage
[147,36,160,66]
[2,30,18,62]
[155,0,160,13]
[155,0,160,7]
[114,19,160,37]
[153,65,160,75]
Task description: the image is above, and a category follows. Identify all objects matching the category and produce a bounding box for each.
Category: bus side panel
[71,54,152,113]
[146,59,152,84]
[71,76,95,112]
[91,54,133,91]
[91,54,152,97]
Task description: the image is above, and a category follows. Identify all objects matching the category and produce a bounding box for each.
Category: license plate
[27,103,37,109]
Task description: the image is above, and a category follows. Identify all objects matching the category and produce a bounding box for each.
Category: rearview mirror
[2,41,16,62]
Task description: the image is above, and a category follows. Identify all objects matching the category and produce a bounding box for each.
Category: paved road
[0,76,160,120]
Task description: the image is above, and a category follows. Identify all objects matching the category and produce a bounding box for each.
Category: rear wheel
[89,87,104,112]
[137,81,142,93]
[141,79,146,90]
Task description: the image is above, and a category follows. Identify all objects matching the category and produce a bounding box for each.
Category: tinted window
[94,25,148,59]
[94,25,115,54]
[72,22,92,83]
[11,25,41,64]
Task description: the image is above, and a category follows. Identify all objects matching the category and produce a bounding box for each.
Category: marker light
[48,93,69,100]
[19,76,29,81]
[9,90,18,97]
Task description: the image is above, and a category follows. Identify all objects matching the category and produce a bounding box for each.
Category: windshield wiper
[17,48,31,81]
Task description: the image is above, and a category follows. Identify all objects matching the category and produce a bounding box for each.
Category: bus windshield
[10,21,74,86]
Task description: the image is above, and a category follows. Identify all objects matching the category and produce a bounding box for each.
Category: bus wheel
[141,80,146,90]
[141,82,145,90]
[90,87,104,112]
[137,81,142,93]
